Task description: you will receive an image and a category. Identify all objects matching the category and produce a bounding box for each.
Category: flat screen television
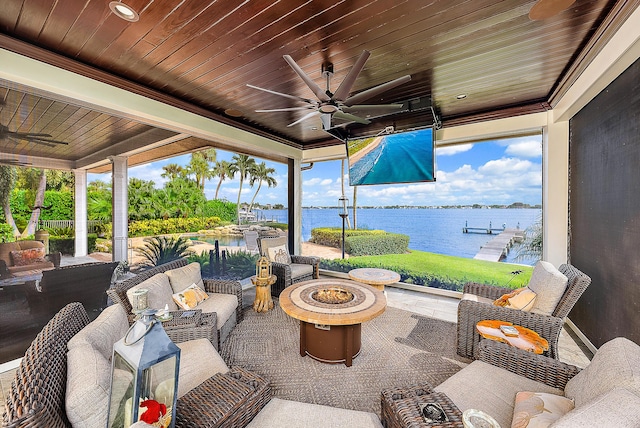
[346,126,435,186]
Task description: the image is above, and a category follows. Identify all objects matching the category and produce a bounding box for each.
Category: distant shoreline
[348,136,384,164]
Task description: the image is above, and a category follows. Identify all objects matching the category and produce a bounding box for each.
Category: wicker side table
[175,367,271,428]
[381,384,464,428]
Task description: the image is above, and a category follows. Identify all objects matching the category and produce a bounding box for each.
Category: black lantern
[107,309,180,428]
[339,196,349,259]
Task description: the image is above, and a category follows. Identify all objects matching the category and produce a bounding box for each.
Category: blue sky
[88,135,542,207]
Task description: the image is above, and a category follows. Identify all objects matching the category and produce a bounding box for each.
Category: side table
[251,274,276,313]
[349,267,400,293]
[381,384,464,428]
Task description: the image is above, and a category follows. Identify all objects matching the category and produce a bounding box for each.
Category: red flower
[139,399,167,426]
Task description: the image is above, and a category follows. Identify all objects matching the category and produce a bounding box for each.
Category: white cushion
[290,263,314,279]
[527,261,568,316]
[505,287,537,311]
[126,273,178,312]
[165,262,204,293]
[435,360,563,428]
[68,304,129,360]
[246,398,383,428]
[176,338,229,397]
[196,293,239,329]
[564,337,640,407]
[551,388,640,427]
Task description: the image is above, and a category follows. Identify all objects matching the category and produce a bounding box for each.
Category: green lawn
[321,249,534,292]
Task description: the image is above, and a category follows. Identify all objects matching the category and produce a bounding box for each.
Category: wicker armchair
[257,236,320,296]
[106,258,242,349]
[457,263,591,360]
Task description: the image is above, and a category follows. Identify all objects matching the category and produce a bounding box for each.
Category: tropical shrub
[9,189,74,221]
[310,227,385,248]
[203,199,237,222]
[0,223,14,242]
[49,233,98,255]
[128,216,225,237]
[345,233,409,256]
[136,235,193,266]
[223,250,259,278]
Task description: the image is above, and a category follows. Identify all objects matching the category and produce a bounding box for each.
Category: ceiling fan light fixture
[319,104,339,114]
[109,1,139,22]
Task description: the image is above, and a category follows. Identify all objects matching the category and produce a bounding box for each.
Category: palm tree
[248,162,277,213]
[128,178,156,220]
[0,165,19,237]
[186,149,217,191]
[161,163,185,181]
[212,160,232,200]
[228,154,257,224]
[20,168,47,237]
[136,235,193,266]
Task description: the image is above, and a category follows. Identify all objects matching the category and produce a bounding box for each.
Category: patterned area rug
[220,302,467,415]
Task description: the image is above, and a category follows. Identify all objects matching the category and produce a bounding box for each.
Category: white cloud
[436,143,473,156]
[505,140,541,158]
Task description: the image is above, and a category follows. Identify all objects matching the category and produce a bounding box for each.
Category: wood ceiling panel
[38,0,89,48]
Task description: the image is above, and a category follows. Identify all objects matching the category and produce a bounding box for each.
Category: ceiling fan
[529,0,576,20]
[247,50,411,131]
[0,124,68,147]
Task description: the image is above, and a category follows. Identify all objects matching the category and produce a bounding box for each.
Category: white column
[111,156,129,262]
[291,158,303,255]
[73,169,88,257]
[543,111,569,266]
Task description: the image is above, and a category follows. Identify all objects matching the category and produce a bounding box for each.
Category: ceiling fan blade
[283,55,331,102]
[287,110,319,127]
[333,111,371,125]
[9,131,54,138]
[24,136,68,146]
[333,50,371,102]
[256,106,315,113]
[247,84,315,104]
[529,0,575,20]
[342,104,404,113]
[344,75,411,107]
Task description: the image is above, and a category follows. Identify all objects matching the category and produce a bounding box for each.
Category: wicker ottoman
[175,367,271,428]
[381,384,464,428]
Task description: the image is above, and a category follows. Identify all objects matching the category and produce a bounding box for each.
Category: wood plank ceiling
[0,0,627,168]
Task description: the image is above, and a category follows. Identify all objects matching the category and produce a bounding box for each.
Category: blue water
[255,208,541,265]
[348,131,434,185]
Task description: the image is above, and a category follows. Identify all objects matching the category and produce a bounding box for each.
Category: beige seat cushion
[195,293,239,329]
[552,387,640,427]
[564,337,640,408]
[435,360,563,428]
[126,272,178,311]
[290,263,313,279]
[175,338,229,397]
[246,398,383,428]
[68,304,129,358]
[165,262,205,293]
[526,261,568,316]
[461,293,494,305]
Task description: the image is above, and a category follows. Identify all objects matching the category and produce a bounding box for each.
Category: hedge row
[127,217,226,237]
[311,227,408,256]
[50,234,98,255]
[320,258,464,291]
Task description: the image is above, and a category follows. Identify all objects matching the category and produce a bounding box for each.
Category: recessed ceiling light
[310,126,318,131]
[109,1,139,22]
[456,93,468,100]
[224,108,243,117]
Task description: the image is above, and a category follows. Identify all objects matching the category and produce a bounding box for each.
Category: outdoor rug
[220,302,467,415]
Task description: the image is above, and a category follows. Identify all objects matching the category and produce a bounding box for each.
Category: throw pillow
[506,288,537,311]
[511,391,574,428]
[165,262,204,294]
[10,248,47,266]
[526,261,568,316]
[173,283,209,310]
[267,244,291,264]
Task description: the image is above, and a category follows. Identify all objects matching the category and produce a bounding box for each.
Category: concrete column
[543,111,569,266]
[73,169,88,257]
[111,156,129,262]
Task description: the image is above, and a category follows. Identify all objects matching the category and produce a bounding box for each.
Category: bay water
[254,208,541,265]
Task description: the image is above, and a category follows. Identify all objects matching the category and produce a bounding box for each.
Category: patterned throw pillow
[267,244,291,264]
[10,248,47,266]
[493,287,537,311]
[172,283,209,310]
[511,391,574,428]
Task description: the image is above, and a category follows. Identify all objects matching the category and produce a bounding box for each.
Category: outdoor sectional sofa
[0,240,60,278]
[1,302,384,428]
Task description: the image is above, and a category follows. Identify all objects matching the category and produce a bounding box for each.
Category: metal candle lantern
[131,288,149,314]
[107,309,180,428]
[339,196,349,259]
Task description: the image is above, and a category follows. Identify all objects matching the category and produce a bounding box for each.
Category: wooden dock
[473,228,525,262]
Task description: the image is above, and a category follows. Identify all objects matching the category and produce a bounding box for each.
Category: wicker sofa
[0,240,60,278]
[106,258,242,349]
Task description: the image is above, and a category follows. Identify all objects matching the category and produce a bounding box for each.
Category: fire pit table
[279,278,386,367]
